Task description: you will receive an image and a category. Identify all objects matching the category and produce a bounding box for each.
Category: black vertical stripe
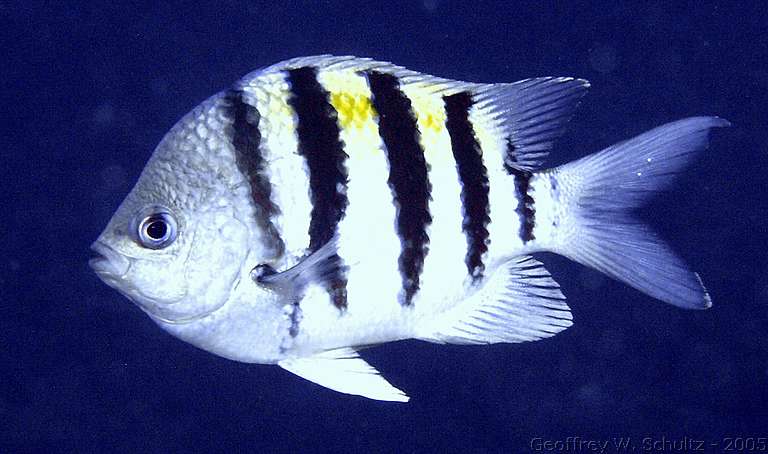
[224,89,284,258]
[286,66,349,309]
[506,140,536,243]
[443,91,490,281]
[367,71,432,306]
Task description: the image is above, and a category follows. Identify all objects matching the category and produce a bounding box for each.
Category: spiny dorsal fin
[417,256,573,345]
[243,55,467,92]
[278,348,409,402]
[245,56,588,173]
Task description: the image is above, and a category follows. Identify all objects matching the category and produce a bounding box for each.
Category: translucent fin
[244,54,473,95]
[417,256,572,345]
[558,117,731,209]
[475,77,590,170]
[278,348,409,402]
[251,235,344,294]
[552,117,730,309]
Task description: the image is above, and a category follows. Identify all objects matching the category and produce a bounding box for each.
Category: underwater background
[3,1,767,451]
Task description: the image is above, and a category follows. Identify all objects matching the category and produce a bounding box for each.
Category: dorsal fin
[474,77,590,171]
[242,54,477,96]
[242,55,588,171]
[242,55,588,172]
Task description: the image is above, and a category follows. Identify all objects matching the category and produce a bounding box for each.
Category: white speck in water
[636,172,642,177]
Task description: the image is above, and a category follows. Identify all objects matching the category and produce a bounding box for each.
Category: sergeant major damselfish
[90,55,729,401]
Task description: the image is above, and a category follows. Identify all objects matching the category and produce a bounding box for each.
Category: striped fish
[90,56,729,402]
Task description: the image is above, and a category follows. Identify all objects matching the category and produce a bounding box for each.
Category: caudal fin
[551,117,729,309]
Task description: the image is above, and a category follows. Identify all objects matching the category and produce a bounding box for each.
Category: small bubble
[755,276,768,306]
[92,103,115,127]
[576,382,606,408]
[100,165,128,192]
[581,268,607,291]
[589,44,618,74]
[422,0,440,12]
[656,47,682,76]
[150,77,171,97]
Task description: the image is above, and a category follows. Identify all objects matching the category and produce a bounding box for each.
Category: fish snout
[89,241,131,279]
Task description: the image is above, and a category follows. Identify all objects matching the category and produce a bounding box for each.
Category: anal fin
[417,256,573,344]
[278,348,409,402]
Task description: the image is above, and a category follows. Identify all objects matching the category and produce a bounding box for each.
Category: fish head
[90,102,255,324]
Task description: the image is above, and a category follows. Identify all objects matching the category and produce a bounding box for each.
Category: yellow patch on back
[317,69,383,158]
[318,70,376,131]
[408,92,446,135]
[402,83,453,167]
[329,91,375,130]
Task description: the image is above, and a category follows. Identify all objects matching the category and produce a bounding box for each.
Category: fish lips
[89,241,131,282]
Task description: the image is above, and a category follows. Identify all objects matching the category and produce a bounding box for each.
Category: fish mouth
[89,241,131,279]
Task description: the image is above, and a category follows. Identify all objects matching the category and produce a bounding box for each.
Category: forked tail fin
[549,117,729,309]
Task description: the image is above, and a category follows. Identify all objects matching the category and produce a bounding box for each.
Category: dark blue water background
[3,1,767,451]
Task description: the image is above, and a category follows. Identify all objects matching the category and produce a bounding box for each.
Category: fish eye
[135,210,178,249]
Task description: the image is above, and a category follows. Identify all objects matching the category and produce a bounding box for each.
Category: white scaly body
[91,56,728,402]
[157,59,532,356]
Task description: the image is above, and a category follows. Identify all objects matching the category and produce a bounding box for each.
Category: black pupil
[146,219,168,240]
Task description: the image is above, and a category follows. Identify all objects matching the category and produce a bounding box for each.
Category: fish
[90,55,729,402]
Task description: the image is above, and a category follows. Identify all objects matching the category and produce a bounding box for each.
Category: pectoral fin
[278,348,409,402]
[253,235,343,288]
